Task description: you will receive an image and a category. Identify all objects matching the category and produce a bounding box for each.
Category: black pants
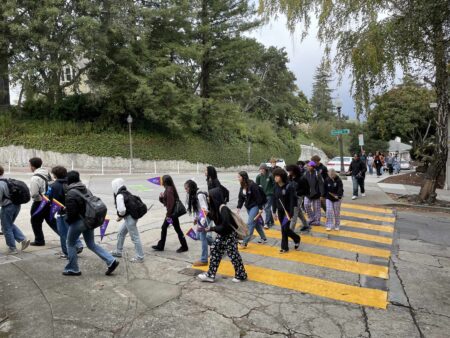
[279,211,300,251]
[156,217,188,250]
[376,165,382,176]
[30,201,58,244]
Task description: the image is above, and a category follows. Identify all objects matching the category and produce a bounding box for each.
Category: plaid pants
[325,199,341,229]
[304,197,321,225]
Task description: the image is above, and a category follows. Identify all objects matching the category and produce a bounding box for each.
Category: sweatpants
[304,197,321,225]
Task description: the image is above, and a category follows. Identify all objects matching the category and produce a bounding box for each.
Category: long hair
[238,171,250,188]
[162,175,179,200]
[285,164,300,179]
[208,187,224,224]
[185,179,199,215]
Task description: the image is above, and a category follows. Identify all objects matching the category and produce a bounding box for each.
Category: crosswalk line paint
[242,244,389,279]
[195,261,388,309]
[318,218,394,233]
[264,229,391,258]
[312,227,393,245]
[340,210,395,223]
[341,203,393,215]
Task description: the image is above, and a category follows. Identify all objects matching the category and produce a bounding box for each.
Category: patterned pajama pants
[304,197,321,225]
[207,233,247,280]
[325,199,341,229]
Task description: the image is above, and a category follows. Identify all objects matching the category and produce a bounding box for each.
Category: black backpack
[121,190,147,219]
[0,178,31,205]
[72,189,107,229]
[33,173,52,193]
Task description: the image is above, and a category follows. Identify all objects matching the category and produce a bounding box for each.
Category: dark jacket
[324,176,344,202]
[272,183,297,219]
[48,178,68,215]
[210,205,237,236]
[65,182,90,225]
[349,159,367,178]
[159,186,176,217]
[207,178,221,190]
[256,173,275,196]
[315,163,328,180]
[304,171,325,199]
[237,181,264,210]
[291,175,309,197]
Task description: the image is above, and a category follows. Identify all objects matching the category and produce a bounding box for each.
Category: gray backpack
[72,189,107,229]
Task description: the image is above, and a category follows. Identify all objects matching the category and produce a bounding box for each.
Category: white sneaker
[7,248,18,255]
[198,273,215,283]
[352,196,357,200]
[232,277,246,283]
[334,227,340,231]
[130,257,144,263]
[326,227,332,231]
[21,239,30,251]
[362,193,366,197]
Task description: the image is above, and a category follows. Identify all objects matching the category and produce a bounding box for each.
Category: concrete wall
[0,145,258,173]
[298,144,329,163]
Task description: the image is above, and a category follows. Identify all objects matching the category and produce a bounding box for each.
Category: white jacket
[112,178,127,216]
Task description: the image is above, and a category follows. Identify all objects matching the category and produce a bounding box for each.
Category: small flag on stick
[31,195,50,217]
[186,227,198,241]
[147,176,163,186]
[100,219,110,241]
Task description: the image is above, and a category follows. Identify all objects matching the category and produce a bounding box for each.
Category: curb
[382,203,450,214]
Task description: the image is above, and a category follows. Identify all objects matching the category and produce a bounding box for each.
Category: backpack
[121,190,147,219]
[71,189,107,229]
[219,204,248,240]
[257,185,268,205]
[0,178,31,205]
[33,173,52,193]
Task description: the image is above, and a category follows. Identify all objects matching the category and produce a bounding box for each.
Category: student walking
[255,163,275,229]
[198,187,247,283]
[237,171,267,248]
[63,171,119,276]
[272,168,300,253]
[185,179,213,267]
[311,155,328,212]
[367,153,374,175]
[47,166,83,258]
[324,169,344,231]
[0,165,30,254]
[205,166,229,203]
[152,175,188,253]
[111,178,145,263]
[348,154,367,200]
[374,151,383,177]
[285,164,309,232]
[304,161,325,226]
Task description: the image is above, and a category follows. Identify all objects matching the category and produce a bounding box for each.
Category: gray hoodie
[30,168,52,202]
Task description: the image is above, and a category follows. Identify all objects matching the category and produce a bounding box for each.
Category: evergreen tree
[310,60,335,121]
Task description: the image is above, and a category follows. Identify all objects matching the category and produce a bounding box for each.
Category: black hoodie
[208,187,236,236]
[65,182,90,225]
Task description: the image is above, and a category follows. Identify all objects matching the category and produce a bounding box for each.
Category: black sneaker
[152,245,164,251]
[295,240,301,250]
[77,247,84,254]
[105,260,119,276]
[62,271,81,276]
[300,225,311,232]
[30,241,45,246]
[257,238,268,244]
[176,247,188,253]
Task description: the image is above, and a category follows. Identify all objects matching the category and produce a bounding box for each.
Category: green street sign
[331,129,351,136]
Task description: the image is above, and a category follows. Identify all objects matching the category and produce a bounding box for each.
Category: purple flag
[100,219,110,241]
[198,209,207,227]
[166,217,173,225]
[49,202,62,221]
[31,197,50,217]
[186,227,198,241]
[256,215,264,226]
[282,216,290,226]
[147,176,163,186]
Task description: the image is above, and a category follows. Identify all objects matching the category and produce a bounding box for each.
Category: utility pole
[335,100,345,175]
[127,114,133,174]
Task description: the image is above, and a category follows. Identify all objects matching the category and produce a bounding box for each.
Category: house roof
[388,140,412,153]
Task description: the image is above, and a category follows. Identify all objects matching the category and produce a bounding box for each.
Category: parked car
[327,156,352,173]
[400,160,411,170]
[266,158,286,169]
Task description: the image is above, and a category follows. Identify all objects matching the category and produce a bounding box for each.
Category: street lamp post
[127,114,133,174]
[335,100,345,176]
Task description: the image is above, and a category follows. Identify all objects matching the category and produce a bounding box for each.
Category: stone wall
[298,145,329,163]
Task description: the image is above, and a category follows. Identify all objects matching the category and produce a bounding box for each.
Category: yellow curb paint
[312,227,393,245]
[243,244,389,279]
[195,261,388,309]
[318,218,394,233]
[341,210,395,223]
[264,229,391,259]
[341,203,393,215]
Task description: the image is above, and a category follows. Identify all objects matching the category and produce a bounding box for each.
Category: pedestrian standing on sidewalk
[255,163,275,229]
[198,187,247,283]
[111,178,145,263]
[304,161,325,226]
[386,154,394,175]
[393,154,401,174]
[272,168,301,253]
[374,151,383,177]
[324,169,344,231]
[0,165,30,255]
[185,179,213,267]
[237,171,267,248]
[285,164,309,232]
[367,153,374,175]
[348,154,367,200]
[63,171,119,276]
[152,175,189,253]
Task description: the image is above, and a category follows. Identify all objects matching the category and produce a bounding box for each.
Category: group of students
[365,151,402,177]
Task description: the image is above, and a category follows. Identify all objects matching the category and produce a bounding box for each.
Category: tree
[310,60,334,120]
[259,0,449,203]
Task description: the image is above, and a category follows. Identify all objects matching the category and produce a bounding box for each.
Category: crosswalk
[193,203,395,309]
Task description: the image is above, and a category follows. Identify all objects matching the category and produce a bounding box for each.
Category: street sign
[358,134,364,146]
[331,129,350,136]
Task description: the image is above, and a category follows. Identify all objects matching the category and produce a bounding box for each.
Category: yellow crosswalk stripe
[340,210,395,223]
[195,261,388,309]
[264,229,391,258]
[318,218,394,233]
[312,227,393,245]
[341,203,393,215]
[242,244,389,279]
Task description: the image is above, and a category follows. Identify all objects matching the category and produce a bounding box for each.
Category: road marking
[318,218,394,233]
[311,227,393,245]
[341,203,393,214]
[195,261,388,309]
[242,244,389,279]
[340,210,395,223]
[264,229,391,258]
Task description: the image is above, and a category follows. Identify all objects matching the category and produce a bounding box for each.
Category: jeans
[116,215,144,259]
[368,165,373,175]
[197,218,214,263]
[290,196,308,232]
[1,204,25,250]
[56,216,83,255]
[30,201,58,244]
[65,219,115,273]
[242,206,266,245]
[264,195,274,226]
[352,176,365,196]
